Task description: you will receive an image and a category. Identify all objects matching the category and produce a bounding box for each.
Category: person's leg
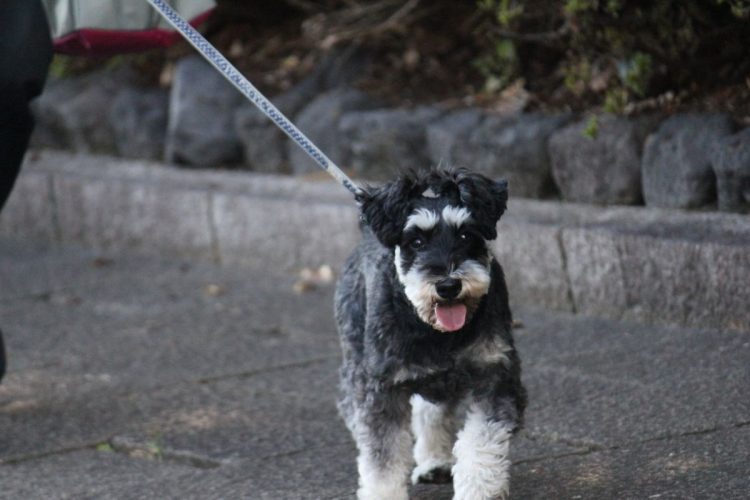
[0,0,52,380]
[0,90,36,210]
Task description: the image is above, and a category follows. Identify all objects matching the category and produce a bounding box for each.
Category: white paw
[357,483,409,500]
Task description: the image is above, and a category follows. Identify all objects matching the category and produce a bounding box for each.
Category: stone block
[234,75,324,175]
[642,113,735,209]
[287,88,379,175]
[109,86,168,161]
[339,106,443,179]
[439,112,571,198]
[0,168,56,242]
[166,56,243,166]
[492,220,573,312]
[702,241,750,331]
[53,175,214,257]
[31,70,126,154]
[549,114,657,204]
[425,108,483,165]
[710,127,750,213]
[561,228,628,318]
[212,193,359,270]
[559,218,750,332]
[616,234,710,326]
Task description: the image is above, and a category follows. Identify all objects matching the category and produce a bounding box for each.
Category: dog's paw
[412,464,453,484]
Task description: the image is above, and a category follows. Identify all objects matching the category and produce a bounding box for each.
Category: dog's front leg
[410,394,456,484]
[452,402,516,500]
[352,391,413,500]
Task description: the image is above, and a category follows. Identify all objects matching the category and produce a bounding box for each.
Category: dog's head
[358,168,508,332]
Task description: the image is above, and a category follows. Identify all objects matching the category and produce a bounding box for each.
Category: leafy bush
[476,0,750,111]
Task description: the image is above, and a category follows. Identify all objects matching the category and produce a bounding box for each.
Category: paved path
[1,236,748,499]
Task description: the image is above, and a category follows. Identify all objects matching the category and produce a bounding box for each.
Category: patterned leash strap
[145,0,361,197]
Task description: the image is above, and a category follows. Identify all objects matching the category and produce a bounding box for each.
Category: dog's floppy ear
[357,177,415,247]
[455,172,508,240]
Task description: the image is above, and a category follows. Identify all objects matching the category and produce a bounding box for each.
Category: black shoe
[0,328,5,382]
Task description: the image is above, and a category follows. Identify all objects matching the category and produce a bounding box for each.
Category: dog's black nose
[436,278,462,300]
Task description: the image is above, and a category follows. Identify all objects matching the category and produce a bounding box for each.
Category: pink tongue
[435,303,467,332]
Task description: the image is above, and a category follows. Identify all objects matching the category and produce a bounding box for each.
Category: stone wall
[32,55,750,213]
[4,151,750,332]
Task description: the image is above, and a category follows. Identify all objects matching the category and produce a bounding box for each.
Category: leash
[145,0,362,197]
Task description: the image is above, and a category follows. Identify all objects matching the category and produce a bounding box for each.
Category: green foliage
[479,0,524,27]
[48,55,76,79]
[96,442,114,453]
[603,88,627,114]
[564,0,595,14]
[717,0,750,18]
[474,38,519,93]
[582,115,599,139]
[476,0,750,111]
[563,60,591,96]
[619,52,653,97]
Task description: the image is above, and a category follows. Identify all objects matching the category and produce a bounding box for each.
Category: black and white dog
[335,168,527,500]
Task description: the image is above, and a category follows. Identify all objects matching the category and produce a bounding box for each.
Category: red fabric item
[53,9,213,56]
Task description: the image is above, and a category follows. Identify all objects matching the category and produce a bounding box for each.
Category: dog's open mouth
[434,302,467,332]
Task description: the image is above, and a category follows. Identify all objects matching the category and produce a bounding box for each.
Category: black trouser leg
[0,0,52,381]
[0,89,35,210]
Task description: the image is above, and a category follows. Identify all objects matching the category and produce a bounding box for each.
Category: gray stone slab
[560,221,750,332]
[513,307,750,448]
[1,240,340,392]
[561,227,628,318]
[0,449,204,500]
[512,426,750,499]
[24,150,355,204]
[0,169,56,242]
[53,175,215,258]
[614,233,750,332]
[212,192,359,270]
[0,239,62,299]
[1,240,748,498]
[493,220,574,312]
[85,359,346,463]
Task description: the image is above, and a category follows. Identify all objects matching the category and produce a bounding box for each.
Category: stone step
[2,150,748,332]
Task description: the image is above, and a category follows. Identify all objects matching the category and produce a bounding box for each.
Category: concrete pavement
[1,236,748,499]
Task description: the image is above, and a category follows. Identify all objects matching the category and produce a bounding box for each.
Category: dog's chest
[390,333,510,403]
[395,364,474,403]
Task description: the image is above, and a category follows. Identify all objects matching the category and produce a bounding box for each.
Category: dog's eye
[409,237,424,250]
[459,230,478,244]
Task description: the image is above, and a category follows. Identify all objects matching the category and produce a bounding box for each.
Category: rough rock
[426,108,483,166]
[109,86,168,161]
[428,111,570,198]
[287,88,379,175]
[314,47,371,90]
[235,88,313,175]
[710,127,750,213]
[31,70,127,154]
[642,113,735,209]
[165,55,243,166]
[548,114,658,205]
[235,48,371,174]
[339,106,443,179]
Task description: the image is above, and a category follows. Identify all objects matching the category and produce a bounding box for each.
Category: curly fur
[336,167,526,500]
